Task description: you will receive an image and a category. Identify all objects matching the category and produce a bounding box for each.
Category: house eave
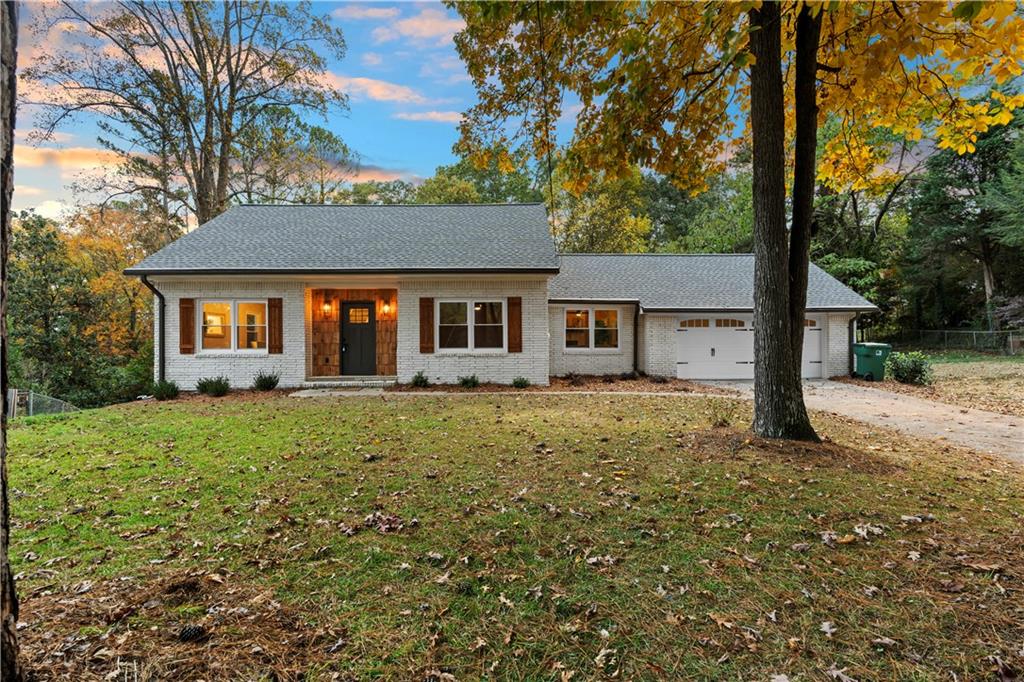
[125,266,561,277]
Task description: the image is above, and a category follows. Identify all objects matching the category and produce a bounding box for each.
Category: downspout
[848,312,860,376]
[140,275,166,383]
[633,304,640,375]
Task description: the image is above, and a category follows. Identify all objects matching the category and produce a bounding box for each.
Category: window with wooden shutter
[507,296,522,352]
[179,298,195,354]
[419,297,434,353]
[268,298,283,354]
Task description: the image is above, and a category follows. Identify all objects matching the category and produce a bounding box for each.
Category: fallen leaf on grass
[820,621,837,638]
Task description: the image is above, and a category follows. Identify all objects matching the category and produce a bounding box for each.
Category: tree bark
[2,1,24,678]
[748,2,818,441]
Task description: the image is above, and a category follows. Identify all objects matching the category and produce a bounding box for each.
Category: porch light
[322,301,332,314]
[382,302,391,315]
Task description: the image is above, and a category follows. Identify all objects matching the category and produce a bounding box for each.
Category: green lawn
[9,393,1024,680]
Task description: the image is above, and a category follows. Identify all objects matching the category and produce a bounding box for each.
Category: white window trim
[196,299,269,355]
[435,298,508,354]
[564,306,622,353]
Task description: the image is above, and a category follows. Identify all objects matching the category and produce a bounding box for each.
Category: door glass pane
[201,302,232,350]
[348,307,370,324]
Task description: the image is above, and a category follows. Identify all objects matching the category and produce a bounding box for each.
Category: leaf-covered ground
[842,351,1024,417]
[9,393,1024,680]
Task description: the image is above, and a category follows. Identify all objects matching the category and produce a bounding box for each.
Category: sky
[11,1,502,220]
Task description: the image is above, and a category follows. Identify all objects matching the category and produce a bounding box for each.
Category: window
[200,300,267,352]
[348,307,369,324]
[804,318,818,327]
[565,307,619,350]
[679,319,709,328]
[715,318,746,328]
[437,300,504,351]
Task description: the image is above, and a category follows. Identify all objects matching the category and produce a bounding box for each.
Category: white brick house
[126,204,876,389]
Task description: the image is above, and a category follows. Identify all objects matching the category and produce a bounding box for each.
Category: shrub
[886,351,934,386]
[196,376,230,396]
[512,376,531,389]
[619,371,640,381]
[252,371,280,391]
[411,370,430,388]
[458,374,480,388]
[151,379,179,401]
[564,372,586,387]
[649,375,669,384]
[601,374,617,384]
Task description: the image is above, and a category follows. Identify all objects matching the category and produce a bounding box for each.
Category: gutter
[140,276,166,383]
[633,304,640,375]
[848,312,861,376]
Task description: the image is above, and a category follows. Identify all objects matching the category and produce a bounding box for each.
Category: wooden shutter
[179,298,195,354]
[268,298,283,354]
[419,297,434,353]
[507,296,522,353]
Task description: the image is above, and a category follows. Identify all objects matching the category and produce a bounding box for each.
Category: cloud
[19,199,73,221]
[419,54,470,85]
[351,164,414,183]
[14,129,74,143]
[332,5,400,21]
[393,111,463,123]
[372,8,464,46]
[319,73,430,104]
[14,145,123,176]
[361,52,383,67]
[14,185,45,197]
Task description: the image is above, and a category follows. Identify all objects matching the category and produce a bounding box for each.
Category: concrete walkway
[709,380,1023,463]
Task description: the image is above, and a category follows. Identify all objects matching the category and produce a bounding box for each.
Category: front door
[341,302,376,375]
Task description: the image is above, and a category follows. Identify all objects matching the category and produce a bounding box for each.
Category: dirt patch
[679,426,902,474]
[387,374,734,395]
[18,569,342,681]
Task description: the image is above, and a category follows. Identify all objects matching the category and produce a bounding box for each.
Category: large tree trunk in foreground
[2,1,23,679]
[748,2,819,441]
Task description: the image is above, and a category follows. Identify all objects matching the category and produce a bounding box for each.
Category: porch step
[301,376,397,389]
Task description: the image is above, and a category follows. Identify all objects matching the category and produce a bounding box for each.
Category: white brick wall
[639,314,677,377]
[396,278,550,385]
[548,304,636,376]
[825,312,855,377]
[151,279,307,390]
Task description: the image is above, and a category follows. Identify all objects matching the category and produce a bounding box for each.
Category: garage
[675,314,823,380]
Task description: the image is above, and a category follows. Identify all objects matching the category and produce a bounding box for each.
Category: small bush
[601,374,617,384]
[411,370,430,388]
[196,376,230,397]
[564,372,586,387]
[252,371,280,391]
[619,371,640,381]
[649,375,669,384]
[886,351,934,386]
[458,374,480,389]
[151,379,179,401]
[512,376,531,389]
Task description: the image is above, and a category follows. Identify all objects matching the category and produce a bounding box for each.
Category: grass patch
[9,393,1024,680]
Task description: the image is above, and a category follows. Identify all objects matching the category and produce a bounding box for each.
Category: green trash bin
[852,342,892,381]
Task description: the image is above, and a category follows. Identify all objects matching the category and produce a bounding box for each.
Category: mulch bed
[17,569,342,681]
[387,374,736,395]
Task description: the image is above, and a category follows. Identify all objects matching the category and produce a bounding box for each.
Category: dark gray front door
[341,302,376,375]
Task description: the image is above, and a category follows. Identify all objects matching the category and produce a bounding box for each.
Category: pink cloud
[372,8,464,47]
[393,111,462,123]
[332,5,400,21]
[351,164,413,183]
[14,144,124,179]
[361,52,383,67]
[318,73,429,104]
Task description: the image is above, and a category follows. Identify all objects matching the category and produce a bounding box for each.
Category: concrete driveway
[709,380,1023,464]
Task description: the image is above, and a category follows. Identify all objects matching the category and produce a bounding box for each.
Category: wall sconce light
[322,301,332,314]
[382,302,391,315]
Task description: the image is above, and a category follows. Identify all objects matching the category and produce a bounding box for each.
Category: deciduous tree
[23,1,349,223]
[451,0,1023,440]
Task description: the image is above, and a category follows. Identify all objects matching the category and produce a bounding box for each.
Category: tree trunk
[787,6,822,382]
[1,1,24,678]
[748,2,818,441]
[980,236,999,330]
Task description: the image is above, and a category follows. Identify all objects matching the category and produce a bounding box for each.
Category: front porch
[305,287,398,380]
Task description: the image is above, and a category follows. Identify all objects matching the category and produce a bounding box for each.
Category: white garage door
[675,314,824,380]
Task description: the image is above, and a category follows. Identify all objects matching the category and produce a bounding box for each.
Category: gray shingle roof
[549,254,877,311]
[125,203,559,274]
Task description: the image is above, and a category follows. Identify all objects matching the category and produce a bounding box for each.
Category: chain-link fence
[858,328,1023,355]
[5,389,79,418]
